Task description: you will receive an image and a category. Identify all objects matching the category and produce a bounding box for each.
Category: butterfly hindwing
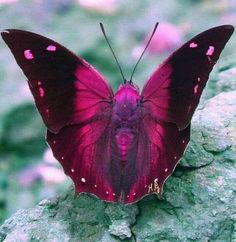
[47,118,118,202]
[125,119,190,203]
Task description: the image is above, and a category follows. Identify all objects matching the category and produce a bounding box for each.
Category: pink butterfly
[1,24,234,204]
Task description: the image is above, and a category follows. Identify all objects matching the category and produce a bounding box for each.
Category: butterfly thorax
[112,83,141,161]
[113,83,140,118]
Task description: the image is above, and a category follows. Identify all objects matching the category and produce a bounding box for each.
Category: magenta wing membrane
[141,25,234,130]
[1,29,113,133]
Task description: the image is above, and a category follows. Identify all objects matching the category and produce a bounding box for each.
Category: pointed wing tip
[223,24,234,34]
[217,25,234,36]
[222,24,234,30]
[1,29,17,42]
[1,29,11,38]
[1,29,34,41]
[1,29,10,34]
[203,25,234,39]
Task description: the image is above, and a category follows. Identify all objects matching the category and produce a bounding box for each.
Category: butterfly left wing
[2,29,118,202]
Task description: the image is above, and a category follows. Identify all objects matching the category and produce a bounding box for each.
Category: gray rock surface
[0,91,236,242]
[216,67,236,94]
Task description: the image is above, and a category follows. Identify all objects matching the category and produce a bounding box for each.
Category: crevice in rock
[174,161,213,175]
[203,144,232,156]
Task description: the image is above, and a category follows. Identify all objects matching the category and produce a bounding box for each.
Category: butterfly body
[1,25,234,204]
[112,82,140,158]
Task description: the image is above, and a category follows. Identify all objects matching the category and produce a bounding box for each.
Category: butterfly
[1,24,234,204]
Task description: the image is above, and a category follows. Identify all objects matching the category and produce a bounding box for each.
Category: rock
[0,189,138,242]
[0,91,236,242]
[181,90,236,167]
[216,66,236,94]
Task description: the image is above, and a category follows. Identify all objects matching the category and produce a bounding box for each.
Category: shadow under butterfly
[1,23,234,204]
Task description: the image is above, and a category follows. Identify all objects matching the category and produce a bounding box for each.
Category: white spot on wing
[206,46,215,56]
[81,178,86,183]
[46,45,57,52]
[194,84,199,94]
[46,109,49,117]
[24,49,34,60]
[189,42,198,48]
[164,168,168,172]
[39,87,45,97]
[106,191,109,195]
[188,105,192,113]
[71,169,75,173]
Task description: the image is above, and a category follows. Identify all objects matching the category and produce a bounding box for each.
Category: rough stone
[0,91,236,242]
[181,90,236,167]
[216,66,236,94]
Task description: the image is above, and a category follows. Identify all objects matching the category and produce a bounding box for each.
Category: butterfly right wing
[124,25,234,203]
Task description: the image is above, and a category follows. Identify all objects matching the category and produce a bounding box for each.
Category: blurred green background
[0,0,235,224]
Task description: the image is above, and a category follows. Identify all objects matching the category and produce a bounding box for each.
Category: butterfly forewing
[141,25,234,130]
[1,30,113,133]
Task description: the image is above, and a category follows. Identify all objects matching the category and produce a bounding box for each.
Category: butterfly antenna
[100,23,126,83]
[129,22,159,83]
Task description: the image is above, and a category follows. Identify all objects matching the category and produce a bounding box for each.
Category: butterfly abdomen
[112,83,141,161]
